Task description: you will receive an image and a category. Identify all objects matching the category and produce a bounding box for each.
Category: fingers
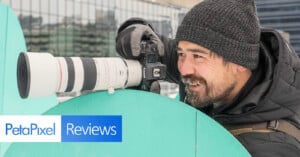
[116,22,164,59]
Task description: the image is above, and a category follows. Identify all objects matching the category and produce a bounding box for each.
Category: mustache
[181,75,207,86]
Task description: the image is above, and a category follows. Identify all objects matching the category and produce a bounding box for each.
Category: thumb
[149,33,165,56]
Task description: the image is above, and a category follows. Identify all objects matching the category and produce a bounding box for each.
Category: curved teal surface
[5,90,250,157]
[0,3,58,156]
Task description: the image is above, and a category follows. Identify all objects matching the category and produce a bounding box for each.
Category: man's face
[177,41,238,108]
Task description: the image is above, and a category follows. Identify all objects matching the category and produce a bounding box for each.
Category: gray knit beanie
[176,0,260,69]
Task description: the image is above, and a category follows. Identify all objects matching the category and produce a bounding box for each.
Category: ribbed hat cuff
[176,24,260,69]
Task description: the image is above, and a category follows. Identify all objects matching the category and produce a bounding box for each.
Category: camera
[139,41,167,91]
[17,41,167,98]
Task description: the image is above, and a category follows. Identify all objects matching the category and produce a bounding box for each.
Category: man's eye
[177,52,185,57]
[193,54,203,58]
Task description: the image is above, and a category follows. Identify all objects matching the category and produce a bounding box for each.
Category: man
[116,0,300,156]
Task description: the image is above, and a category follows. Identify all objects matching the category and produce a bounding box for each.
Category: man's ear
[235,64,252,78]
[230,63,250,74]
[237,65,248,72]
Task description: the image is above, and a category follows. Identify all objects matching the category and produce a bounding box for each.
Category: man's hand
[116,18,164,59]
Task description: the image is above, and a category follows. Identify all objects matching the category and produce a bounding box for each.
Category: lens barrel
[17,52,142,98]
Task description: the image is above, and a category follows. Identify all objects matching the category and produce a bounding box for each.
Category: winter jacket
[161,28,300,156]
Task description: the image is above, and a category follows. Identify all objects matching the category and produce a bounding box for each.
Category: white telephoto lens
[17,52,143,98]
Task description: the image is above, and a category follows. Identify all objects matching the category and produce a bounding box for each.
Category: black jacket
[161,28,300,156]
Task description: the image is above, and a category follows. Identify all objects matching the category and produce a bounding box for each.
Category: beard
[182,75,236,109]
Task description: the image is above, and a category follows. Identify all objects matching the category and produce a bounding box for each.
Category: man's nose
[178,58,194,76]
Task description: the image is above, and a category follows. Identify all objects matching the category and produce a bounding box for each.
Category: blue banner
[61,115,122,142]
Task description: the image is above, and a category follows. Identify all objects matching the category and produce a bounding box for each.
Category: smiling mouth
[185,81,205,92]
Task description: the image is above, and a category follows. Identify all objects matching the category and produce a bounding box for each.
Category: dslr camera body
[139,41,166,91]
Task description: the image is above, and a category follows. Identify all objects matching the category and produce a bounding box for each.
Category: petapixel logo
[0,116,61,142]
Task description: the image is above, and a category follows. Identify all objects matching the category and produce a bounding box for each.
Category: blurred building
[0,0,195,57]
[0,0,197,99]
[256,0,300,55]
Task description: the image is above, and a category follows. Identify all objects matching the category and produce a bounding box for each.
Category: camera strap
[225,120,300,142]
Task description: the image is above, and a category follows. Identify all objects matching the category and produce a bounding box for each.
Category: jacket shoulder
[236,132,300,157]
